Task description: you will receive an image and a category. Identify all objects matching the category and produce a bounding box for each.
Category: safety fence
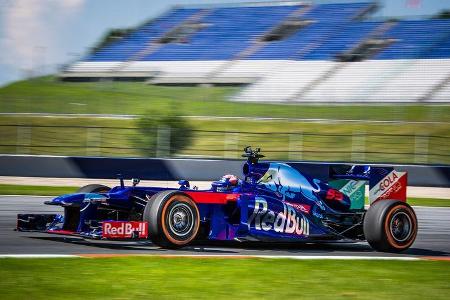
[0,124,449,164]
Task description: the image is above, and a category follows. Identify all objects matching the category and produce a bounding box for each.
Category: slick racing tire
[144,191,200,249]
[364,200,417,252]
[77,184,111,193]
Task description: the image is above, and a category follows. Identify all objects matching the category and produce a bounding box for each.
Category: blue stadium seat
[142,5,301,61]
[374,19,450,60]
[82,3,450,62]
[86,8,202,61]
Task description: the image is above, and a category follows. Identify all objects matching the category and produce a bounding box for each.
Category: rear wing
[330,165,407,205]
[368,167,407,204]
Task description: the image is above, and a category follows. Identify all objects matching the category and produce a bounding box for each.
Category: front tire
[143,191,200,249]
[77,184,110,193]
[364,200,417,252]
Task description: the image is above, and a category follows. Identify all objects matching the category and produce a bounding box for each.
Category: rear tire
[143,190,200,249]
[364,200,417,252]
[77,184,110,193]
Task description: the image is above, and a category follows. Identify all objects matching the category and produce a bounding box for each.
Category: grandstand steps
[59,72,157,82]
[287,3,313,18]
[60,2,450,103]
[290,62,347,101]
[205,43,266,80]
[294,59,450,103]
[366,61,450,102]
[148,76,254,85]
[183,8,211,23]
[232,61,336,102]
[291,21,397,100]
[140,61,250,84]
[430,82,450,102]
[293,19,359,60]
[352,2,378,20]
[113,9,212,74]
[369,20,397,38]
[420,73,450,102]
[206,4,312,79]
[111,43,163,74]
[416,33,450,101]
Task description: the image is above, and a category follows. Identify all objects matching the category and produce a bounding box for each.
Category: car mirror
[132,178,140,187]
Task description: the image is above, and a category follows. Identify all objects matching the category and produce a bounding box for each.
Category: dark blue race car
[18,147,418,252]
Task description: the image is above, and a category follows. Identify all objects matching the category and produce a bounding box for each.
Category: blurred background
[0,0,449,164]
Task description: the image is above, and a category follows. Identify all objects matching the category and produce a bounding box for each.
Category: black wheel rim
[167,202,194,238]
[389,211,412,243]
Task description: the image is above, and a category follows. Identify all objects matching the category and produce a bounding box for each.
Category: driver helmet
[212,174,239,192]
[222,174,239,186]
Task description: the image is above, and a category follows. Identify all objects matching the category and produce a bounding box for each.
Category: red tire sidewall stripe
[384,204,417,250]
[160,195,200,246]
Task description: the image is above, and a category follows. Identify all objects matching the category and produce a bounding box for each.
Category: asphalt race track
[1,196,449,257]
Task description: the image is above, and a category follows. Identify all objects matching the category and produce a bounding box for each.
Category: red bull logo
[248,199,309,236]
[102,221,148,239]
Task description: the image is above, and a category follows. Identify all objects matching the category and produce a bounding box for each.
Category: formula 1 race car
[17,147,418,252]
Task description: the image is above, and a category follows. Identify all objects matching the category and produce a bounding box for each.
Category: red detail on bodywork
[325,189,344,201]
[184,192,240,204]
[377,173,408,202]
[102,221,148,239]
[285,202,311,214]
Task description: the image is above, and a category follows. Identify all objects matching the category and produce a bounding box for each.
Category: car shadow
[25,235,238,254]
[25,235,449,257]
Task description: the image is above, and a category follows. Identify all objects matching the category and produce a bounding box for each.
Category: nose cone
[45,193,85,206]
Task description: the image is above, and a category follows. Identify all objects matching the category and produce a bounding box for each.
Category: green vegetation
[364,197,450,208]
[0,184,77,196]
[0,257,448,299]
[0,115,448,163]
[135,110,193,156]
[1,76,449,121]
[91,28,135,54]
[406,197,450,207]
[0,77,449,163]
[433,9,450,19]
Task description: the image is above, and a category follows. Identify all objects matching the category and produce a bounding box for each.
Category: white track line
[1,113,449,125]
[157,254,421,260]
[0,254,79,258]
[0,254,421,260]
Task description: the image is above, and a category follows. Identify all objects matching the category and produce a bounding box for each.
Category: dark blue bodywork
[26,148,387,244]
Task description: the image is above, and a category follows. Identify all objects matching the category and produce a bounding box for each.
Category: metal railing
[0,124,449,164]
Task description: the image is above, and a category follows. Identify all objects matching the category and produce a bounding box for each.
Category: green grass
[0,184,77,196]
[0,257,448,299]
[1,76,449,121]
[1,184,448,207]
[403,197,450,207]
[0,76,449,163]
[364,197,450,207]
[0,116,449,163]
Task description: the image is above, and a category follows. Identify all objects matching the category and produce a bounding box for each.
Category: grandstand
[61,1,450,103]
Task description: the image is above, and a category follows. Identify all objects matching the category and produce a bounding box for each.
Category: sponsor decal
[312,210,323,219]
[369,170,407,203]
[248,198,309,236]
[285,202,311,214]
[341,180,361,196]
[316,200,325,211]
[339,180,365,210]
[102,221,148,239]
[83,193,108,204]
[325,189,344,201]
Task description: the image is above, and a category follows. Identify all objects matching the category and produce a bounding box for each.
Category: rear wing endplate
[331,165,407,204]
